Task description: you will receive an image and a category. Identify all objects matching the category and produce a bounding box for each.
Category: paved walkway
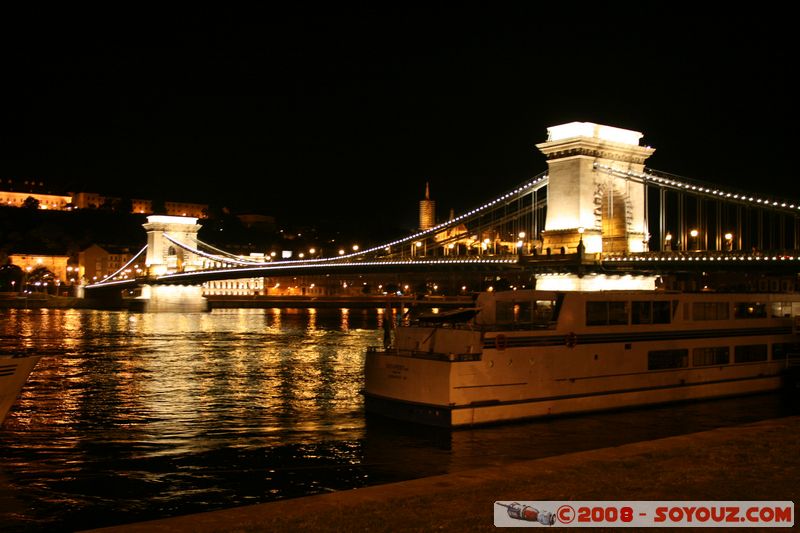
[86,416,800,532]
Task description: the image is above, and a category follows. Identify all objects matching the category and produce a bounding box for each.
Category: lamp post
[24,266,32,294]
[724,232,734,251]
[664,232,672,251]
[690,229,699,251]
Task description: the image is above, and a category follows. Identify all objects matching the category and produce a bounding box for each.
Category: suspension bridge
[85,122,800,309]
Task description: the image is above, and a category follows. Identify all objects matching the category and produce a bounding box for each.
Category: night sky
[2,5,797,232]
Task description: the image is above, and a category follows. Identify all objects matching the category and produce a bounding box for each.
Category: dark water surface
[0,308,796,531]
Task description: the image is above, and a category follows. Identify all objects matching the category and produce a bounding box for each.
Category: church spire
[419,181,435,231]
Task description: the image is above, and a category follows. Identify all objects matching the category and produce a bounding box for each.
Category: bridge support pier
[134,285,209,312]
[536,122,655,254]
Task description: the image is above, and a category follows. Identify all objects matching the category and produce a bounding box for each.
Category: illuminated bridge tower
[139,215,207,312]
[536,122,655,254]
[142,215,204,276]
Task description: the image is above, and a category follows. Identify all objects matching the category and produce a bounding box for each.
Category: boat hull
[0,355,41,425]
[365,348,788,428]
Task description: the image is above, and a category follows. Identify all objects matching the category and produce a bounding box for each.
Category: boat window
[516,301,532,322]
[734,344,768,363]
[496,301,515,324]
[648,349,688,370]
[653,301,671,324]
[734,303,766,319]
[770,302,793,318]
[631,301,651,324]
[692,346,729,366]
[772,342,800,360]
[535,300,557,322]
[586,301,629,326]
[495,299,557,325]
[693,302,730,320]
[630,301,670,324]
[586,301,608,326]
[608,302,627,325]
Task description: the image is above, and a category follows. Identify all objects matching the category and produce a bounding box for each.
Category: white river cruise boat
[0,355,41,426]
[365,286,800,427]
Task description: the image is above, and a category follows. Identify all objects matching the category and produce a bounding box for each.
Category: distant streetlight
[690,229,700,251]
[352,244,359,252]
[724,232,734,251]
[664,232,673,251]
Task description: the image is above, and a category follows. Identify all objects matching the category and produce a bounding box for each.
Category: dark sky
[2,5,797,232]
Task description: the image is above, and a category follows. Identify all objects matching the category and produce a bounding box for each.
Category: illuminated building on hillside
[0,186,208,217]
[1,190,72,210]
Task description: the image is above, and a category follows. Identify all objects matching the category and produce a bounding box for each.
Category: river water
[0,307,796,531]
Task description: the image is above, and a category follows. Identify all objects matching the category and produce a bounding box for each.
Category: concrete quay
[86,415,800,532]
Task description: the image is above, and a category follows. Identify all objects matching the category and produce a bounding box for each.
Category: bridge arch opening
[600,187,629,253]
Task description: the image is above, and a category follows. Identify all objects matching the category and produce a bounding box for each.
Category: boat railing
[411,320,556,332]
[367,346,482,362]
[480,321,557,332]
[413,319,476,330]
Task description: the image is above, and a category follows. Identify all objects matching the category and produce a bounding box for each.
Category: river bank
[86,415,800,532]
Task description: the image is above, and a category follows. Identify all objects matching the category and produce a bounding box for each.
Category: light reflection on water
[0,307,796,532]
[1,308,377,531]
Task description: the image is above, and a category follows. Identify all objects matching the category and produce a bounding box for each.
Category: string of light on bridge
[158,257,521,282]
[594,164,800,212]
[187,236,267,264]
[92,245,148,285]
[163,172,550,269]
[605,254,798,262]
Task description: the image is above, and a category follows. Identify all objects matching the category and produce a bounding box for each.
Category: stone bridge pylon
[537,122,655,254]
[140,215,207,312]
[142,215,204,276]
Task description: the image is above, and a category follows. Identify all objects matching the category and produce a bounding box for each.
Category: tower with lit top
[142,215,203,276]
[536,122,655,254]
[419,182,436,230]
